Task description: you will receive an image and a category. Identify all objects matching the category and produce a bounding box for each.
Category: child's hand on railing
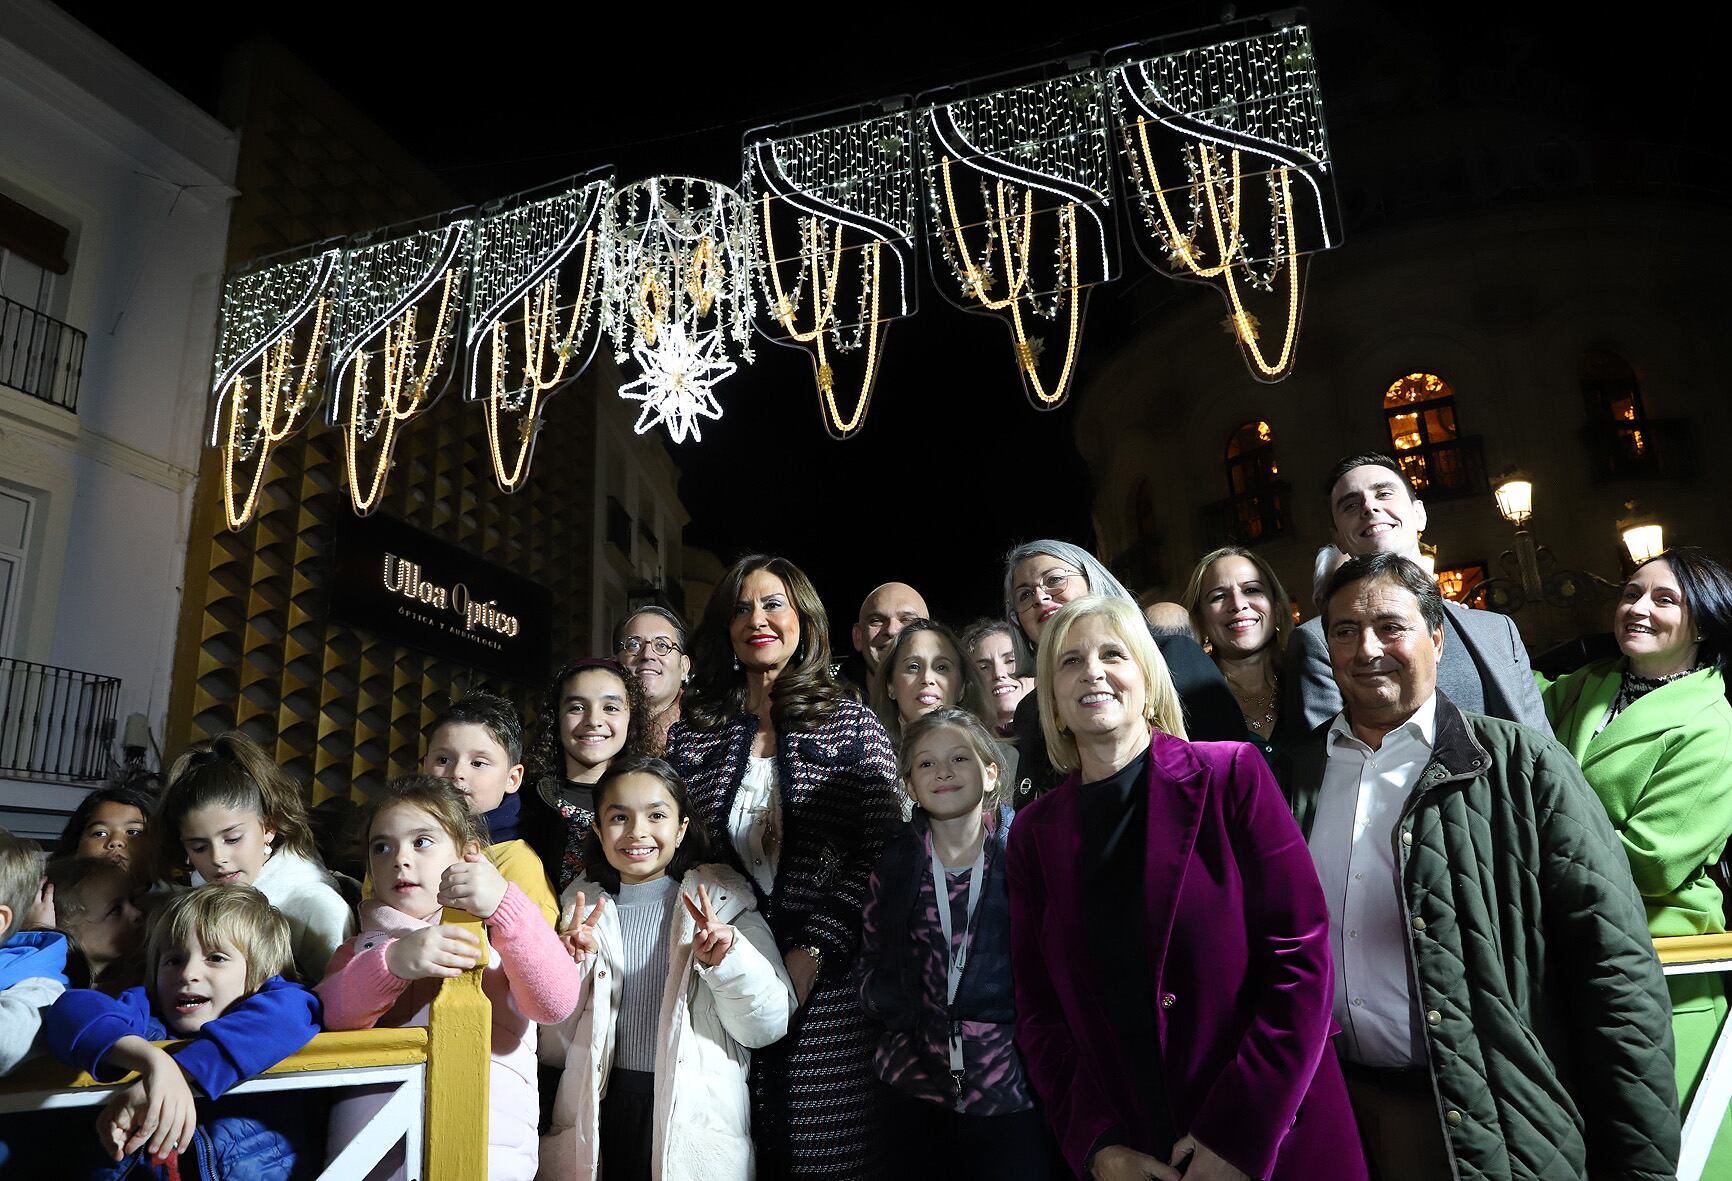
[683,885,737,968]
[386,924,483,980]
[95,1038,197,1164]
[559,893,606,964]
[437,852,509,919]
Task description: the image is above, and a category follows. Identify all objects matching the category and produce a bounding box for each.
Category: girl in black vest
[856,708,1064,1181]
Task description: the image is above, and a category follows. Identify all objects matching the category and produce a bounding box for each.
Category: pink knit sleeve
[486,882,584,1024]
[316,935,410,1031]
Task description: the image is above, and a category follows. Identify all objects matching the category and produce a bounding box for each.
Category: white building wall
[0,0,236,832]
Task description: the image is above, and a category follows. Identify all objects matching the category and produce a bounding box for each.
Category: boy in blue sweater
[0,828,67,1079]
[44,883,322,1177]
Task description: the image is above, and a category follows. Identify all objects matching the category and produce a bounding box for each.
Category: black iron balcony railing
[0,294,86,413]
[0,658,119,782]
[1393,435,1488,501]
[1581,418,1696,482]
[1201,479,1294,548]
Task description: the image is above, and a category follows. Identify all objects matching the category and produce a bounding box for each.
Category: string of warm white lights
[1108,21,1335,382]
[919,68,1116,410]
[467,176,610,491]
[205,16,1339,516]
[210,247,342,528]
[326,218,472,515]
[746,108,917,438]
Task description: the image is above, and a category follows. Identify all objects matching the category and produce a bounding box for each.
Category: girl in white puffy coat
[540,755,793,1181]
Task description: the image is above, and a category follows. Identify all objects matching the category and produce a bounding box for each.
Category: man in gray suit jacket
[1285,453,1552,734]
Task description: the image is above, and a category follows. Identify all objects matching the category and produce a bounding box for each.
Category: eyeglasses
[1013,570,1083,610]
[618,636,681,657]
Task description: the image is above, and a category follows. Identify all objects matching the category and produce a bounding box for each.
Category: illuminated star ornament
[598,176,756,443]
[618,320,734,443]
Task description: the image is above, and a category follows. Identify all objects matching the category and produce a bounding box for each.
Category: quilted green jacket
[1285,694,1680,1180]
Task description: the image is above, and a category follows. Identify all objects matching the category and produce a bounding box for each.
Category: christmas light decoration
[209,242,343,529]
[745,104,917,439]
[597,177,756,443]
[1108,17,1339,381]
[466,171,611,492]
[918,63,1118,410]
[326,213,473,515]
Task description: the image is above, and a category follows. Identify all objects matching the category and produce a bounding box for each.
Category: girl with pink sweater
[319,775,582,1181]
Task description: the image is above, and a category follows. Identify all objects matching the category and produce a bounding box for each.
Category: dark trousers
[599,1068,656,1181]
[879,1083,1067,1181]
[1339,1059,1451,1181]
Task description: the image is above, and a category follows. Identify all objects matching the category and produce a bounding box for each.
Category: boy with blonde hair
[44,884,321,1176]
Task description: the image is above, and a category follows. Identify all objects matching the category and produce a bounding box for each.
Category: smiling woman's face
[1011,554,1087,646]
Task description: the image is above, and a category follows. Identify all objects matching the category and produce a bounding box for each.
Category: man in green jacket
[1282,552,1679,1180]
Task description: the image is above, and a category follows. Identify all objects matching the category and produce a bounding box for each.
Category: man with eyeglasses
[615,605,691,754]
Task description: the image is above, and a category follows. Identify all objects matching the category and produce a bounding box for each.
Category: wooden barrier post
[425,908,491,1179]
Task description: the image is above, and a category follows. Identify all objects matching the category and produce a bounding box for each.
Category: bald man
[853,582,928,691]
[1143,601,1197,641]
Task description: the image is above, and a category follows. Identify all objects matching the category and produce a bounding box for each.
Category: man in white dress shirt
[1282,553,1678,1181]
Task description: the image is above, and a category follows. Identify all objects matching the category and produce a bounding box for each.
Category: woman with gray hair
[1002,540,1242,808]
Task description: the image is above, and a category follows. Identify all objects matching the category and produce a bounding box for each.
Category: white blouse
[729,755,782,897]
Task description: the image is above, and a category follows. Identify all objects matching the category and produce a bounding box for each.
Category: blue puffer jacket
[92,1092,314,1181]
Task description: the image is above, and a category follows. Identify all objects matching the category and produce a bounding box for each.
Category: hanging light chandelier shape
[1108,18,1340,382]
[208,243,343,530]
[325,212,473,516]
[598,177,756,444]
[918,63,1118,411]
[466,171,611,493]
[745,104,918,440]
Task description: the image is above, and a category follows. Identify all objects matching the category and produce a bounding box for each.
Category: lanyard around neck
[928,825,986,1074]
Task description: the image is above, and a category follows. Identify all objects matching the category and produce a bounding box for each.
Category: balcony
[0,294,86,413]
[1581,418,1695,482]
[0,658,119,783]
[1393,435,1488,501]
[1200,480,1294,548]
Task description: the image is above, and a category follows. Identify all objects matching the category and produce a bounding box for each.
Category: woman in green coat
[1542,545,1732,1171]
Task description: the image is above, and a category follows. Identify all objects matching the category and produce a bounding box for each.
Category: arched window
[1383,373,1483,497]
[1215,420,1288,543]
[1578,350,1685,480]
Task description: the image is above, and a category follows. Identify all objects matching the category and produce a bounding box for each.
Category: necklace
[1224,671,1279,737]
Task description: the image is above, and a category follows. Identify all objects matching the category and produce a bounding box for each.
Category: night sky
[54,2,1714,634]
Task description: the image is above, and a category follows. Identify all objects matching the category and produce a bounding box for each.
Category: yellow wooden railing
[0,911,492,1181]
[1656,932,1732,1181]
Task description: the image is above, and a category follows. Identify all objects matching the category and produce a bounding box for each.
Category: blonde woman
[1005,596,1362,1181]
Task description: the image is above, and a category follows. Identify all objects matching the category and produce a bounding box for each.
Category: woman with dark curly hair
[666,554,901,1179]
[521,658,652,893]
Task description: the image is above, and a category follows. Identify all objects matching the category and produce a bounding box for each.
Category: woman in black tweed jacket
[666,554,900,1180]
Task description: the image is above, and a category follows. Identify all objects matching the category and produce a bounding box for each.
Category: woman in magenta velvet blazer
[1008,596,1364,1181]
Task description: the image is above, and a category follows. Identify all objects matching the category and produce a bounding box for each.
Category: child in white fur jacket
[539,757,793,1181]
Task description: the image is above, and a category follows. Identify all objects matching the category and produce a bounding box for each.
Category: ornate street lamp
[1468,472,1627,613]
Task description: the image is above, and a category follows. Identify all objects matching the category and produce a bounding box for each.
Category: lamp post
[1492,474,1542,599]
[1467,472,1631,614]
